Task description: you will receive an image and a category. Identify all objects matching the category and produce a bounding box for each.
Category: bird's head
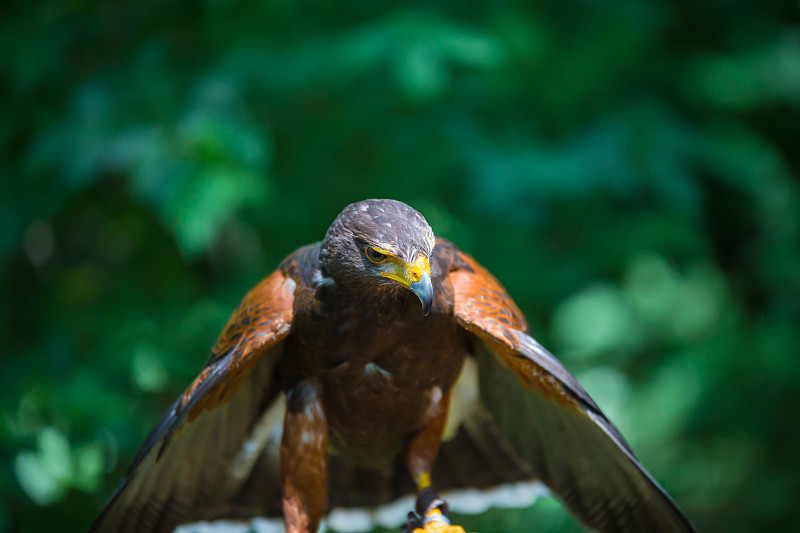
[320,199,436,315]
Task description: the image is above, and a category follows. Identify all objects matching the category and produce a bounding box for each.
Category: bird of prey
[90,199,695,533]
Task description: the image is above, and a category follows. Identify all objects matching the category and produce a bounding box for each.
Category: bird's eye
[365,246,389,263]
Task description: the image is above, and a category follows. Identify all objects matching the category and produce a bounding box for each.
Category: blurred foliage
[1,0,799,532]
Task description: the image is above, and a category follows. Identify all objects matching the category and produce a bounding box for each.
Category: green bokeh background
[2,1,799,532]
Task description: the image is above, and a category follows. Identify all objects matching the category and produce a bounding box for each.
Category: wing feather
[445,244,695,533]
[90,250,304,533]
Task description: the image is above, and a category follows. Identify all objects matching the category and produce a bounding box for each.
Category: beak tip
[409,272,433,316]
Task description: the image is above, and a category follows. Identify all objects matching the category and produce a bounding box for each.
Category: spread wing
[443,242,695,533]
[89,247,309,533]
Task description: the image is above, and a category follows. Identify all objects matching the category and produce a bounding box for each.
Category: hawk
[90,199,695,533]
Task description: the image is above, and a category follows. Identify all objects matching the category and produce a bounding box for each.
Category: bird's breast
[293,304,466,465]
[320,344,464,465]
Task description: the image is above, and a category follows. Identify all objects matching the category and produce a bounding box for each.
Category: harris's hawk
[90,199,695,533]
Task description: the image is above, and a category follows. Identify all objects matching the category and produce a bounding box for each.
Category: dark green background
[2,1,799,532]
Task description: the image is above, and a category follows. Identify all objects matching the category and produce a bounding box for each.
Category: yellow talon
[412,508,467,533]
[412,525,466,532]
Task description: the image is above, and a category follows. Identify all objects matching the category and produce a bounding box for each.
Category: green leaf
[13,451,65,506]
[37,427,74,484]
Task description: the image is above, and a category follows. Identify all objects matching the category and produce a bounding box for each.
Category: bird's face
[320,199,436,314]
[359,241,434,315]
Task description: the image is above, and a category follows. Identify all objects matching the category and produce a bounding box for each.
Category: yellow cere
[409,255,430,282]
[379,254,430,287]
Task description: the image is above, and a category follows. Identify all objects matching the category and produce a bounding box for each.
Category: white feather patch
[229,394,285,482]
[363,362,392,379]
[443,356,479,442]
[174,481,548,533]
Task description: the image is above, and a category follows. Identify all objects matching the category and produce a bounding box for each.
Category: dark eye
[365,246,388,263]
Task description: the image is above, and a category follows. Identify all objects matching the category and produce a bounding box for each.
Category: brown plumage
[90,199,695,533]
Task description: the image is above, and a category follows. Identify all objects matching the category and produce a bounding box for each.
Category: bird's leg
[281,380,329,533]
[403,390,466,533]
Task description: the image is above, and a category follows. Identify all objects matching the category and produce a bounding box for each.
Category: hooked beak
[409,270,433,316]
[379,253,434,315]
